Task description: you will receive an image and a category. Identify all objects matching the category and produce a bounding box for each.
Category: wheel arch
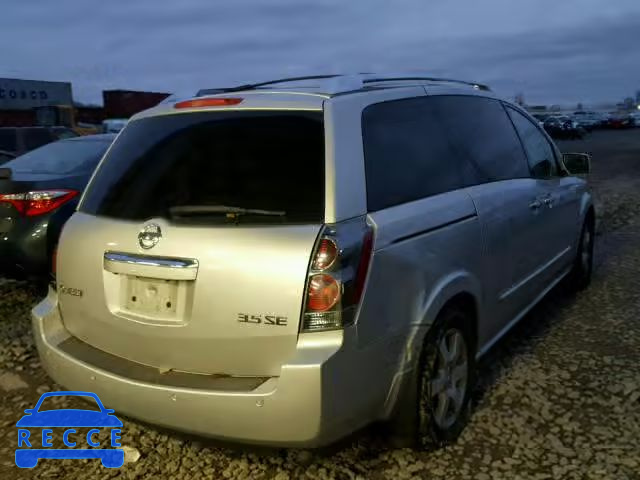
[419,271,481,352]
[434,291,479,353]
[579,193,595,227]
[381,271,481,420]
[576,196,595,250]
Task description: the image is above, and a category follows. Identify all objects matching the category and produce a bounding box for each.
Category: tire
[568,217,594,290]
[389,306,476,449]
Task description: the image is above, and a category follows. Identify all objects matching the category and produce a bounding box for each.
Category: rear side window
[0,129,17,152]
[362,98,472,211]
[362,96,529,211]
[80,112,325,224]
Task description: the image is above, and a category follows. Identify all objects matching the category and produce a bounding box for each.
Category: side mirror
[562,153,591,175]
[23,409,34,415]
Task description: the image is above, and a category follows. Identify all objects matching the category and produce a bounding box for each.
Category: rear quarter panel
[351,191,484,416]
[359,190,483,347]
[324,90,486,419]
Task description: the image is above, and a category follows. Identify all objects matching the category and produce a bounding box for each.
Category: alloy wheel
[428,328,469,429]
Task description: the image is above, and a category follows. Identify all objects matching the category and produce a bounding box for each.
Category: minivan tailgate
[57,213,320,377]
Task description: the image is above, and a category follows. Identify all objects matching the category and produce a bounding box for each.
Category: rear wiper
[169,205,287,217]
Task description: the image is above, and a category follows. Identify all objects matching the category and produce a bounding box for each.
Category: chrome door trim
[478,266,572,358]
[498,246,571,301]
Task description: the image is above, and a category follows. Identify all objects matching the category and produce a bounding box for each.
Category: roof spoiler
[0,168,11,180]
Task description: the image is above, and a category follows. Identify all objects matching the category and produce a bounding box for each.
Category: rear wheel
[568,217,594,290]
[389,307,476,449]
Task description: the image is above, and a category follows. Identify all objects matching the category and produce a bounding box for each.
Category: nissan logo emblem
[138,223,162,249]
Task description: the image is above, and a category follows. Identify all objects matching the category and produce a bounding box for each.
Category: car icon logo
[138,223,162,249]
[15,391,124,469]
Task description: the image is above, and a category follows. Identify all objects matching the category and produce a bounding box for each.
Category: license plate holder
[123,276,179,319]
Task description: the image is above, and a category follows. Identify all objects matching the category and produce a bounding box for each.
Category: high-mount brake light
[0,190,78,217]
[301,219,375,332]
[174,98,243,109]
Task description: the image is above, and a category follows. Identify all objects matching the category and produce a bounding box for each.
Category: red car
[606,115,635,129]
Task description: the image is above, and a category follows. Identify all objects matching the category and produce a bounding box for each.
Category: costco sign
[0,78,72,110]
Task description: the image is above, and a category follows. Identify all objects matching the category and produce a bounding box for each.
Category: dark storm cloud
[1,0,638,105]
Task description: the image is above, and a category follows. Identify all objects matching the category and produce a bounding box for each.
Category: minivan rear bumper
[32,288,383,447]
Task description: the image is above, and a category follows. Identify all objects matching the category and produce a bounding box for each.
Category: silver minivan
[32,74,594,448]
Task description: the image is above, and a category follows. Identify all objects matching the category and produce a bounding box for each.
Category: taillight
[301,217,375,332]
[0,190,78,216]
[307,274,341,312]
[174,98,243,109]
[311,238,338,271]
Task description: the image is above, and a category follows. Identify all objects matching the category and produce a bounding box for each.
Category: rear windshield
[3,138,111,175]
[80,111,325,225]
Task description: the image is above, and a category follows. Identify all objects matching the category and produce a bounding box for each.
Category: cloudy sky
[2,0,639,106]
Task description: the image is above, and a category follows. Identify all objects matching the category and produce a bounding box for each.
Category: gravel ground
[1,129,639,479]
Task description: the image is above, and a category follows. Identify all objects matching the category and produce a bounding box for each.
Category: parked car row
[538,115,586,140]
[571,111,639,130]
[605,113,637,129]
[571,111,610,131]
[531,110,638,140]
[4,74,595,450]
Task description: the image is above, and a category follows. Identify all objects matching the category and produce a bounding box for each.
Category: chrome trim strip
[477,266,571,359]
[499,246,571,301]
[104,252,198,269]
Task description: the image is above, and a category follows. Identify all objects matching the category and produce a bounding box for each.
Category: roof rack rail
[195,73,491,97]
[362,76,491,91]
[196,75,340,96]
